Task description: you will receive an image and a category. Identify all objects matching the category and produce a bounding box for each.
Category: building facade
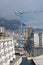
[30,32,43,56]
[34,32,39,47]
[0,38,16,65]
[0,27,5,33]
[31,32,43,47]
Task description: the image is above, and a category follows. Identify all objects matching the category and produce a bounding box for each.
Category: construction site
[0,12,43,65]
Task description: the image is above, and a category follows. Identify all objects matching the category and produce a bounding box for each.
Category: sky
[0,0,43,28]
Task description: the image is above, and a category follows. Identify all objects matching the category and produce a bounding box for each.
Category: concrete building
[39,33,42,47]
[30,32,43,47]
[34,32,39,47]
[41,33,43,47]
[0,38,16,65]
[0,27,5,33]
[30,32,43,56]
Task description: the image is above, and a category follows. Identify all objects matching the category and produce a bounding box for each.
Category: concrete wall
[14,57,22,65]
[32,47,43,56]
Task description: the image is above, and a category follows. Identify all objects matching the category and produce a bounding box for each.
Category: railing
[14,57,22,65]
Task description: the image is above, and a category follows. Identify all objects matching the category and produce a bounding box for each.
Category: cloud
[0,0,43,28]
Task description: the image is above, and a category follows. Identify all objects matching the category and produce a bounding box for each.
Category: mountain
[0,18,43,33]
[0,18,26,31]
[33,28,43,32]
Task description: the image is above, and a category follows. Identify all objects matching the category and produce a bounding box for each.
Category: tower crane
[14,10,43,55]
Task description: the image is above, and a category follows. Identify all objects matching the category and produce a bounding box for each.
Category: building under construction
[26,30,43,56]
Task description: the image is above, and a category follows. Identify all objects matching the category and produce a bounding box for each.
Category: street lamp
[15,11,24,48]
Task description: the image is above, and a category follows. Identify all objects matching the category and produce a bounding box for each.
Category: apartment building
[34,32,39,47]
[0,38,16,65]
[30,32,43,56]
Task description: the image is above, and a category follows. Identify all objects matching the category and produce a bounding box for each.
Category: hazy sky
[0,0,43,28]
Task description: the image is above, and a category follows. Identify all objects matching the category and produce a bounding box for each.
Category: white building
[30,32,43,56]
[0,38,16,65]
[0,27,5,33]
[31,32,43,47]
[34,32,39,47]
